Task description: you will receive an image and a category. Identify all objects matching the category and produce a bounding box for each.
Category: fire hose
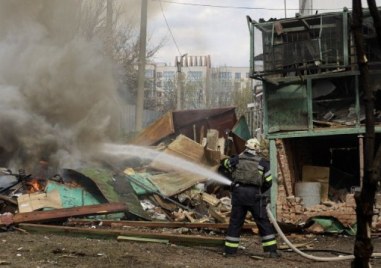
[266,204,381,261]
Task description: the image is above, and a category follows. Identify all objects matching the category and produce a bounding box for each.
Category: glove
[219,158,232,175]
[230,182,236,192]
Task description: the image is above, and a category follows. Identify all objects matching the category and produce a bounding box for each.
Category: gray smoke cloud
[0,0,123,173]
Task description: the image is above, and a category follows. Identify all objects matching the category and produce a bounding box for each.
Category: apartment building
[144,55,255,110]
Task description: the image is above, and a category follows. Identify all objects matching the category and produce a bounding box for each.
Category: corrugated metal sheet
[149,134,208,171]
[63,168,150,220]
[131,112,174,146]
[132,107,238,146]
[232,116,251,141]
[149,172,207,197]
[45,181,102,208]
[173,107,237,140]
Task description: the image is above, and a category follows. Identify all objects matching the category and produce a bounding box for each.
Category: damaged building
[247,7,381,226]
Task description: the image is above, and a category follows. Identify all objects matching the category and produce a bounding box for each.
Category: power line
[159,0,203,108]
[159,0,183,58]
[152,0,340,11]
[158,1,203,82]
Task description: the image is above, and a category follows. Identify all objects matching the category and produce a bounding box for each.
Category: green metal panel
[77,168,119,202]
[307,78,313,130]
[232,116,251,141]
[263,83,269,135]
[73,168,150,220]
[247,16,254,74]
[266,83,308,133]
[45,181,102,208]
[127,173,158,195]
[266,126,381,139]
[263,72,363,139]
[355,75,360,128]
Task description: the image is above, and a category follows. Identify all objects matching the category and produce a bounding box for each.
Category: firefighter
[222,138,281,258]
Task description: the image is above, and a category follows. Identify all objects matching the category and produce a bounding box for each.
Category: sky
[145,0,381,67]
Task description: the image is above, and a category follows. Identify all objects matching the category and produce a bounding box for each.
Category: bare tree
[352,0,381,267]
[78,0,165,109]
[233,86,253,118]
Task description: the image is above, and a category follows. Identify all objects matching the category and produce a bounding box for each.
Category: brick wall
[275,139,359,226]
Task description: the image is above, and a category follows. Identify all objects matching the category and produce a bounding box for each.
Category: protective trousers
[224,185,277,254]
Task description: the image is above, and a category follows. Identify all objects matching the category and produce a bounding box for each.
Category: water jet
[101,143,232,186]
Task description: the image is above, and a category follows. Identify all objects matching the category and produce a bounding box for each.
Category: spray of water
[101,143,232,186]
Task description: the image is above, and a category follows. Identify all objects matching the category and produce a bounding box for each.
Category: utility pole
[176,54,187,110]
[299,0,313,16]
[136,0,147,131]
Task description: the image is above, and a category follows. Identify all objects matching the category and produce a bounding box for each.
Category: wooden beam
[0,194,17,205]
[13,203,128,224]
[19,223,225,247]
[66,219,257,230]
[117,235,169,244]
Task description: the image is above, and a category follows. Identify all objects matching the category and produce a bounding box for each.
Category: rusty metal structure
[247,7,381,222]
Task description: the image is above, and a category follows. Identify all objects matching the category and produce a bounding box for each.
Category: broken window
[266,83,308,133]
[312,76,357,127]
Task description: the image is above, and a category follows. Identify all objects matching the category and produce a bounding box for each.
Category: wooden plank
[206,129,219,150]
[151,194,177,211]
[0,213,14,226]
[208,207,228,223]
[131,112,175,146]
[150,134,208,171]
[148,171,206,197]
[19,223,225,247]
[0,194,17,205]
[17,190,62,213]
[66,219,257,230]
[200,193,220,207]
[204,147,221,166]
[117,235,169,244]
[13,202,128,224]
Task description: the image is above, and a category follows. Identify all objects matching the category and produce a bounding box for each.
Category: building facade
[143,55,256,112]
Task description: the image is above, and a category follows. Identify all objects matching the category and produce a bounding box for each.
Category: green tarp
[232,115,251,141]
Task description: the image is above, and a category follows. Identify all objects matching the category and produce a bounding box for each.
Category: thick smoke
[0,0,122,172]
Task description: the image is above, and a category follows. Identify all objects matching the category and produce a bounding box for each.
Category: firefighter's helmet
[245,138,260,151]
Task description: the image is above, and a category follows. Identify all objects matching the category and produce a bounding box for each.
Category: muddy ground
[0,227,381,268]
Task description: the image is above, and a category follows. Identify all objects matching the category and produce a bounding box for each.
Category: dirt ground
[0,228,380,268]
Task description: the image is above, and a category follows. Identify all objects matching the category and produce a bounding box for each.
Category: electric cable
[152,0,341,11]
[158,0,204,107]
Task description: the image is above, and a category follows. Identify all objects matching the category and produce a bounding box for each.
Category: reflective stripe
[225,241,239,248]
[261,234,276,241]
[224,160,230,168]
[223,159,232,172]
[265,175,272,182]
[225,236,240,242]
[264,170,271,178]
[262,240,277,247]
[258,166,264,172]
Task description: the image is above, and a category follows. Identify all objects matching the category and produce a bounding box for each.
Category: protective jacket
[222,150,272,193]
